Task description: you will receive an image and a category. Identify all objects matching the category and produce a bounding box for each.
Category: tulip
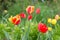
[36,8,40,14]
[51,19,57,25]
[19,12,26,18]
[48,18,52,23]
[28,15,32,20]
[38,23,48,33]
[55,15,59,20]
[26,6,34,14]
[9,15,21,25]
[48,27,52,31]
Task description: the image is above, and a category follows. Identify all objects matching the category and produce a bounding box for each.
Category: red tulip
[36,8,40,14]
[19,12,26,18]
[38,23,48,33]
[28,15,32,20]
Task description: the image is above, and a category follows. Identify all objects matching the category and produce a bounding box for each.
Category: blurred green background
[0,0,60,17]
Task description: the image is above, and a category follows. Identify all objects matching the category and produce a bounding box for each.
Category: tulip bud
[36,8,40,14]
[28,15,32,20]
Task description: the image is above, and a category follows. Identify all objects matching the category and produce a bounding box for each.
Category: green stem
[37,33,41,40]
[22,20,31,40]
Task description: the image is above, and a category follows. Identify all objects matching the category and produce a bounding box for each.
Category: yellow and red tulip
[26,6,35,14]
[9,15,21,25]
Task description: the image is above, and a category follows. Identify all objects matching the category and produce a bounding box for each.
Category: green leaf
[3,30,10,40]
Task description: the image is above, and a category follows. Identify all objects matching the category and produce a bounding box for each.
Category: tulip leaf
[3,30,10,40]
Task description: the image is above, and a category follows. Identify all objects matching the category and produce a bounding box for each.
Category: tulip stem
[22,20,31,40]
[34,14,38,22]
[37,33,41,40]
